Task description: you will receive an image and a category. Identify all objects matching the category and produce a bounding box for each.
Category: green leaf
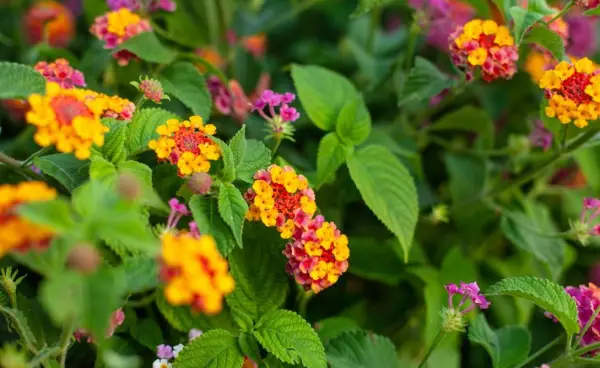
[399,57,454,106]
[487,276,579,337]
[510,7,544,45]
[127,108,179,155]
[468,314,531,368]
[34,154,89,191]
[229,126,247,169]
[524,25,566,62]
[585,6,600,15]
[120,257,158,294]
[130,318,163,351]
[346,145,418,262]
[575,145,600,193]
[428,106,494,149]
[217,183,248,248]
[98,119,128,164]
[527,0,556,15]
[213,137,236,183]
[0,306,38,348]
[444,153,487,205]
[253,310,326,368]
[325,331,398,368]
[118,32,177,64]
[316,133,350,188]
[347,237,404,286]
[90,156,117,182]
[236,139,272,183]
[119,161,168,212]
[238,332,262,363]
[291,64,358,131]
[156,292,236,333]
[335,97,371,146]
[190,195,238,256]
[159,62,212,118]
[315,317,361,343]
[17,198,75,232]
[226,229,288,322]
[173,329,244,368]
[0,62,45,99]
[351,0,382,17]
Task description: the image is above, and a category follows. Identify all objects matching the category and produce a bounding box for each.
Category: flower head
[131,77,169,104]
[529,120,553,151]
[539,58,600,128]
[25,0,75,47]
[26,82,109,160]
[244,165,316,235]
[449,19,518,82]
[148,116,220,177]
[160,232,235,314]
[90,8,152,65]
[0,182,56,257]
[445,281,490,313]
[34,59,86,89]
[283,216,349,293]
[156,344,173,360]
[571,197,600,244]
[252,89,300,141]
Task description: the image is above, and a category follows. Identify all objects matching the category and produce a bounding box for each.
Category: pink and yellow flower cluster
[34,59,86,89]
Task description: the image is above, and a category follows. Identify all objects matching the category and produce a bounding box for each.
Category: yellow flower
[482,20,498,35]
[463,19,483,39]
[106,8,142,36]
[468,48,488,66]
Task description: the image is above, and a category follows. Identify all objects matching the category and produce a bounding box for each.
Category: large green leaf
[229,125,247,170]
[155,293,236,333]
[253,310,326,368]
[97,119,128,164]
[399,57,454,106]
[127,108,179,155]
[346,145,418,262]
[315,133,351,188]
[524,25,566,62]
[291,64,358,131]
[487,277,579,337]
[34,154,89,191]
[213,137,236,183]
[315,317,361,343]
[325,331,398,368]
[335,97,371,146]
[173,329,244,368]
[159,62,212,119]
[118,32,177,64]
[0,62,45,99]
[236,139,272,183]
[189,195,238,256]
[217,183,248,248]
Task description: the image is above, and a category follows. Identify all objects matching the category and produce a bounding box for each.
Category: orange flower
[24,0,74,47]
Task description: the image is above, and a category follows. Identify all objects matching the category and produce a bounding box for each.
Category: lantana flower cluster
[252,90,300,141]
[0,182,57,257]
[245,165,350,293]
[442,281,490,332]
[449,19,518,82]
[539,58,600,128]
[148,116,221,177]
[25,0,75,47]
[34,59,86,89]
[90,8,151,65]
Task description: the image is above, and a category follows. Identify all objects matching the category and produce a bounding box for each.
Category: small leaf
[236,139,271,183]
[158,62,212,119]
[217,183,248,248]
[173,329,244,368]
[399,57,454,106]
[0,62,45,99]
[155,293,237,333]
[524,25,566,61]
[253,310,326,368]
[34,154,89,191]
[130,319,163,351]
[229,126,247,169]
[585,6,600,15]
[316,133,350,188]
[189,195,238,256]
[346,145,418,262]
[118,32,177,64]
[17,198,75,233]
[487,276,579,337]
[325,331,398,368]
[335,97,371,146]
[510,7,544,44]
[127,108,179,155]
[351,0,382,17]
[213,137,236,183]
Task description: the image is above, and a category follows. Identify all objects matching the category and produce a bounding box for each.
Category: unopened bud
[570,219,591,246]
[188,172,212,195]
[117,172,141,200]
[440,307,466,332]
[67,244,101,274]
[430,204,449,224]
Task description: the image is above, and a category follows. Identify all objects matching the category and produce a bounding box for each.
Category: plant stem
[418,330,447,368]
[0,151,22,167]
[272,137,283,156]
[404,20,420,71]
[572,341,600,357]
[21,146,51,167]
[126,291,157,308]
[560,124,569,152]
[574,306,600,350]
[546,1,574,26]
[297,290,314,318]
[29,347,61,367]
[58,319,76,368]
[515,335,563,368]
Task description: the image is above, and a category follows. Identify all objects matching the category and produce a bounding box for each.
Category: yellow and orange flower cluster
[26,82,109,160]
[449,19,518,82]
[0,182,57,257]
[540,58,600,128]
[148,116,221,177]
[160,232,234,314]
[84,91,135,121]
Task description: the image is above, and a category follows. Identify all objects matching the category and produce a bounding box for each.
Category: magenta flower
[166,198,190,230]
[566,14,598,57]
[529,120,553,151]
[445,281,490,313]
[252,89,301,142]
[34,59,86,89]
[156,344,173,360]
[107,0,176,12]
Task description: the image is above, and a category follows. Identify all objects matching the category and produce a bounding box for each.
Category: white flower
[173,344,184,358]
[152,359,172,368]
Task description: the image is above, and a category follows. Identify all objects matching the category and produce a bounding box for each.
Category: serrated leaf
[34,153,89,191]
[158,62,212,118]
[230,125,247,169]
[127,108,179,155]
[351,0,382,16]
[315,317,361,343]
[0,306,38,348]
[335,97,371,146]
[253,310,326,368]
[217,183,248,248]
[156,292,237,333]
[190,195,238,256]
[316,133,350,188]
[291,64,358,131]
[130,318,163,351]
[399,57,454,106]
[120,257,158,294]
[17,198,75,233]
[0,62,45,99]
[239,332,262,363]
[346,145,418,262]
[118,32,177,64]
[98,118,128,164]
[487,276,579,337]
[173,329,244,368]
[510,7,544,44]
[524,25,566,61]
[213,137,235,183]
[236,139,271,183]
[468,314,531,368]
[325,331,398,368]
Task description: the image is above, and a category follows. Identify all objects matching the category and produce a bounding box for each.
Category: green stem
[404,20,420,71]
[0,306,38,355]
[0,151,22,167]
[515,335,563,368]
[574,306,600,350]
[573,341,600,357]
[21,146,51,167]
[546,1,574,26]
[272,137,283,156]
[297,290,314,318]
[560,124,569,153]
[126,291,157,308]
[418,330,447,368]
[29,347,61,367]
[58,319,76,368]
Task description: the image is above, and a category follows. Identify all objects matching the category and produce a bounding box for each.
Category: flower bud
[440,307,466,332]
[117,173,141,201]
[430,204,449,224]
[188,172,212,195]
[67,243,101,274]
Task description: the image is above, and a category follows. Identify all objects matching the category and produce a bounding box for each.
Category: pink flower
[135,78,168,103]
[34,59,86,89]
[74,308,125,343]
[566,14,598,57]
[166,198,190,229]
[156,344,173,359]
[445,281,490,313]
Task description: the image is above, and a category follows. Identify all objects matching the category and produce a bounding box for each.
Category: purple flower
[566,14,598,58]
[282,92,296,104]
[584,198,600,210]
[529,120,553,151]
[444,280,490,314]
[189,329,203,341]
[157,344,174,360]
[107,0,139,10]
[280,105,300,122]
[148,0,176,12]
[166,198,190,229]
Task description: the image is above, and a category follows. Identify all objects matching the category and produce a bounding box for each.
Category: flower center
[49,95,93,126]
[272,183,303,219]
[173,128,211,155]
[562,72,593,104]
